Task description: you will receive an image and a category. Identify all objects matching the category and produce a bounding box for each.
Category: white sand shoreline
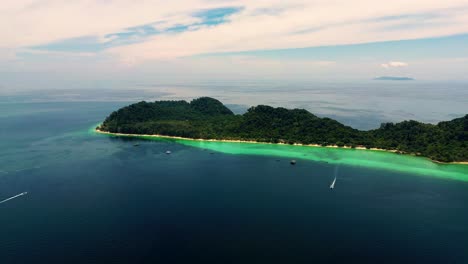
[94,128,468,165]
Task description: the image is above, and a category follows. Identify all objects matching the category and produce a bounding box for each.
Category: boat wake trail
[15,166,41,172]
[330,166,339,189]
[0,192,28,205]
[0,166,41,174]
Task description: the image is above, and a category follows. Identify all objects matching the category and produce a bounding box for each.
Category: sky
[1,0,468,89]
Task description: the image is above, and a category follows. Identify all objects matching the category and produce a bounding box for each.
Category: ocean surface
[1,83,468,263]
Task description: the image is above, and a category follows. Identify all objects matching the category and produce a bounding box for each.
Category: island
[98,97,467,163]
[374,76,414,81]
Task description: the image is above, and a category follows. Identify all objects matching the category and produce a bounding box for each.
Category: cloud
[381,61,409,68]
[1,0,468,65]
[104,1,468,63]
[25,6,244,53]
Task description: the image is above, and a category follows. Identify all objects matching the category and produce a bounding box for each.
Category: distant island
[374,76,414,81]
[98,97,467,163]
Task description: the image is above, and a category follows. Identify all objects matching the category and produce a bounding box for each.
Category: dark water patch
[0,97,467,263]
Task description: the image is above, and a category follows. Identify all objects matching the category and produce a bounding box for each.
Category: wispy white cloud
[2,1,468,56]
[104,0,468,64]
[0,0,468,81]
[381,61,409,68]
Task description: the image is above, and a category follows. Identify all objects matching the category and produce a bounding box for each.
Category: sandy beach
[95,128,467,165]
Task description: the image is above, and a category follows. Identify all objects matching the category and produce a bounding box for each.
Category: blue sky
[198,34,468,61]
[30,7,243,53]
[1,0,468,84]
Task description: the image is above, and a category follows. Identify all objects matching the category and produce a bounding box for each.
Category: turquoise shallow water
[175,140,468,181]
[99,132,468,182]
[1,100,468,264]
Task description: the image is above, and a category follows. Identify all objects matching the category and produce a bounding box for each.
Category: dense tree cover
[366,117,467,162]
[99,97,467,162]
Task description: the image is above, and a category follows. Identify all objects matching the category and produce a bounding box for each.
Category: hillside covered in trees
[99,97,467,162]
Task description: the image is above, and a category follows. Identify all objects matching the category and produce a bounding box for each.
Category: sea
[1,81,468,263]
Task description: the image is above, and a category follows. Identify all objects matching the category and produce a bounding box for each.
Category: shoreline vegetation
[98,97,467,164]
[94,128,468,165]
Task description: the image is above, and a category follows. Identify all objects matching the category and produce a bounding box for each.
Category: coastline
[94,128,468,165]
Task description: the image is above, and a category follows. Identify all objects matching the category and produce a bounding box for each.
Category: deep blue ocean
[1,84,468,263]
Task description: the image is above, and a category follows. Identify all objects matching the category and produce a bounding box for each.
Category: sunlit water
[1,85,467,263]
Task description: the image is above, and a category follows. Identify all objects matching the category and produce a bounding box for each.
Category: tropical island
[98,97,467,163]
[374,76,415,81]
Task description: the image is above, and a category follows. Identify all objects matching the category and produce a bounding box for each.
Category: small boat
[330,176,337,189]
[133,144,140,146]
[290,160,296,165]
[166,150,171,154]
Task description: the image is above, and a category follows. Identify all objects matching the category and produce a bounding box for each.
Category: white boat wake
[0,192,28,205]
[330,166,339,189]
[330,176,337,189]
[16,166,41,172]
[0,166,41,174]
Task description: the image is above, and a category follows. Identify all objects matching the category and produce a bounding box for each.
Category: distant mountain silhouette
[374,76,414,81]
